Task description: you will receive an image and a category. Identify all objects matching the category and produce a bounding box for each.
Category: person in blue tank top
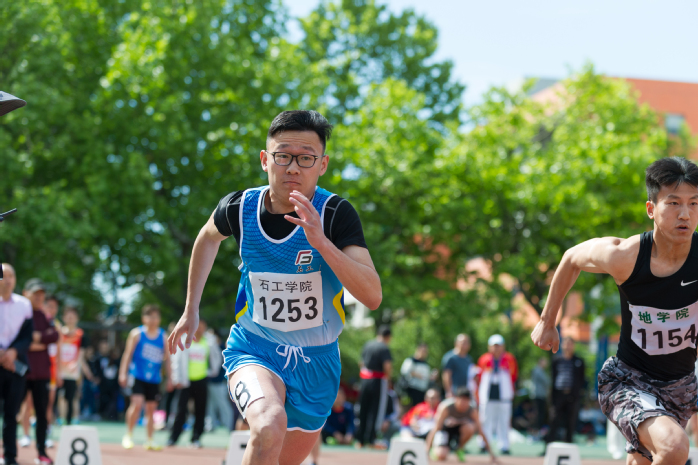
[119,304,172,451]
[167,110,382,465]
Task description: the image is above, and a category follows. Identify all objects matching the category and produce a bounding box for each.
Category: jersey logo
[295,250,313,266]
[681,280,698,286]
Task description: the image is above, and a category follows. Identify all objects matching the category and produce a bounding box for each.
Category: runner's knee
[249,404,287,451]
[652,433,688,463]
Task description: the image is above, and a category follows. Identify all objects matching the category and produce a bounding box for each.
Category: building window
[665,113,685,135]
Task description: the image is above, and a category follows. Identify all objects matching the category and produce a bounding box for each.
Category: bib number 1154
[636,324,697,350]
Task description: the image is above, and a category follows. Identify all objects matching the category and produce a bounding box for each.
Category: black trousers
[61,379,78,424]
[25,379,50,456]
[534,397,548,430]
[1,367,26,464]
[546,391,579,443]
[356,378,385,446]
[170,378,208,443]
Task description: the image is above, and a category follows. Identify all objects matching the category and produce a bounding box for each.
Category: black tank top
[617,231,698,381]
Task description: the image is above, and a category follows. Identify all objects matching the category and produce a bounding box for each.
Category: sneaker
[190,440,202,449]
[429,449,438,461]
[144,441,163,451]
[165,439,176,447]
[36,455,54,465]
[19,435,32,448]
[122,434,134,449]
[456,449,466,462]
[501,449,511,455]
[45,439,54,449]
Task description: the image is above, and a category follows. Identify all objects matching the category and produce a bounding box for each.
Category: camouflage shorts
[598,356,698,462]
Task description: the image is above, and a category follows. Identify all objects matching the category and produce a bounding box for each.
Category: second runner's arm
[167,213,226,354]
[531,236,635,352]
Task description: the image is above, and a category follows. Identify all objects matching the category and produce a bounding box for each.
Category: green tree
[450,66,694,319]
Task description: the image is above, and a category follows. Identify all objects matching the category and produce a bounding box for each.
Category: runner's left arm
[285,191,382,310]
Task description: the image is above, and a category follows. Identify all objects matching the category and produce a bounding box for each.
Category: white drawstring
[276,344,311,371]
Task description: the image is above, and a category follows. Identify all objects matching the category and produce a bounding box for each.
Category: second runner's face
[648,182,698,243]
[261,130,328,203]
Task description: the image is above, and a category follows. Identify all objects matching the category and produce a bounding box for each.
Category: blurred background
[1,0,697,446]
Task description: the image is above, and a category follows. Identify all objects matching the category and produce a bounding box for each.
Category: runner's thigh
[636,415,688,457]
[228,364,286,424]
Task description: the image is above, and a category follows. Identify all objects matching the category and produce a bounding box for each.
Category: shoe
[456,449,466,462]
[479,447,487,454]
[501,449,511,455]
[165,439,176,447]
[19,435,32,448]
[36,455,54,464]
[190,440,202,449]
[429,449,438,461]
[122,434,134,449]
[144,441,163,451]
[45,439,54,448]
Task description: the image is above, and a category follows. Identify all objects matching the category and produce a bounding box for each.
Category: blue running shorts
[223,324,341,432]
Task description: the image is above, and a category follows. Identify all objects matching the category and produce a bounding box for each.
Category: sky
[285,0,698,105]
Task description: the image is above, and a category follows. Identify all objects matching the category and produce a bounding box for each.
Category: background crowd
[2,264,600,464]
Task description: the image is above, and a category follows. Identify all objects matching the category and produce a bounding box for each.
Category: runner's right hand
[118,373,127,388]
[530,320,560,353]
[167,308,200,354]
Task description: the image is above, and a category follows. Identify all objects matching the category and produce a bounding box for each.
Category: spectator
[442,334,473,398]
[356,325,392,448]
[119,304,171,450]
[546,337,586,444]
[400,388,441,439]
[205,329,232,432]
[378,381,401,445]
[58,306,95,425]
[21,278,58,464]
[426,387,498,463]
[0,263,34,465]
[43,294,61,447]
[531,357,550,437]
[99,348,121,421]
[81,345,101,420]
[400,342,431,408]
[168,320,209,448]
[476,334,518,455]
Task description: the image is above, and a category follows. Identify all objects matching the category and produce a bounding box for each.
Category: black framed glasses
[266,151,322,168]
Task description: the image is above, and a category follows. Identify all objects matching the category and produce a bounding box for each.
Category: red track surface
[15,443,624,465]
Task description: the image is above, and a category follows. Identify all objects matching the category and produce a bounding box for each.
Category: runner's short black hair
[378,325,392,338]
[455,386,471,399]
[267,110,333,152]
[646,157,698,202]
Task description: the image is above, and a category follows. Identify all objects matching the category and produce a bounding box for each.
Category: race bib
[250,271,323,332]
[630,301,698,356]
[60,343,78,362]
[141,342,163,364]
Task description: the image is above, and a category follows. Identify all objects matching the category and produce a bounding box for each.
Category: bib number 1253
[251,271,324,332]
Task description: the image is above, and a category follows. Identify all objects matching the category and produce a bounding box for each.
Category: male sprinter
[119,304,171,450]
[167,110,381,465]
[532,157,698,464]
